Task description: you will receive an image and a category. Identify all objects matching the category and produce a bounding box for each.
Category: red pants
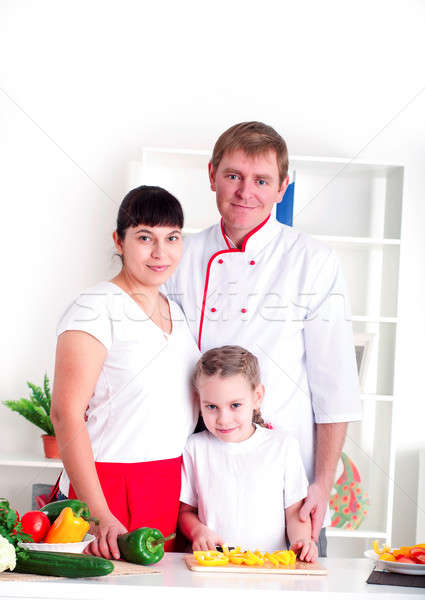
[68,457,181,552]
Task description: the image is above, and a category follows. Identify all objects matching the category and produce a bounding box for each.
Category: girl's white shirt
[56,281,200,494]
[180,426,309,551]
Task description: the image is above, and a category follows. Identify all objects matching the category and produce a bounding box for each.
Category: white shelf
[361,394,393,402]
[313,235,400,247]
[0,455,62,468]
[326,528,387,539]
[351,316,398,324]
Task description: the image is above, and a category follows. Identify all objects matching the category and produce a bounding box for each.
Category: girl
[178,345,318,562]
[51,186,200,560]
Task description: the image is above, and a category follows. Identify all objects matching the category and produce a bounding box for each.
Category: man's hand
[290,538,318,563]
[298,482,329,542]
[192,524,224,551]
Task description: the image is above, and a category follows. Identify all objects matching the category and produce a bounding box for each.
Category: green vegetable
[3,374,54,436]
[41,500,99,525]
[0,499,32,560]
[14,550,114,578]
[118,527,175,565]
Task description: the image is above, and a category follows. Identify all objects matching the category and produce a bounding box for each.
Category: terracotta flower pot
[42,435,60,459]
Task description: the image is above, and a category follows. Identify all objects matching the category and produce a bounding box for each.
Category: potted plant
[3,374,59,459]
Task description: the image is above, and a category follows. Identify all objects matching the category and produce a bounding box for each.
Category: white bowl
[19,533,96,553]
[364,549,425,576]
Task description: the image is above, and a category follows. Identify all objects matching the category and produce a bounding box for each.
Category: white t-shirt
[180,426,309,551]
[57,281,200,494]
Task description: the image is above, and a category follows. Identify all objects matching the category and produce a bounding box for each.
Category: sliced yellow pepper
[193,547,298,568]
[264,552,279,566]
[392,549,408,558]
[274,551,291,565]
[199,557,229,566]
[372,540,391,556]
[229,556,244,565]
[193,551,229,566]
[378,553,396,562]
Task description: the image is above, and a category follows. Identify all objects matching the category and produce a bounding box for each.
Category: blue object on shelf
[276,181,294,226]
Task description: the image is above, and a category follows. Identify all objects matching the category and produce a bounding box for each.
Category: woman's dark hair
[116,185,184,240]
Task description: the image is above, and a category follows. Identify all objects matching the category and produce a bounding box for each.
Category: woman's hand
[85,512,128,560]
[192,524,224,551]
[290,538,318,563]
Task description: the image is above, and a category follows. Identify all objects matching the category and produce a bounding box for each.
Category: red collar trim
[220,214,271,252]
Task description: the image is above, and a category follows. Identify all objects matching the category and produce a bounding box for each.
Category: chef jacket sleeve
[180,441,198,507]
[56,291,113,350]
[283,436,309,508]
[303,249,361,424]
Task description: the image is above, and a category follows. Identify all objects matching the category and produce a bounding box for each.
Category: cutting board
[184,554,327,575]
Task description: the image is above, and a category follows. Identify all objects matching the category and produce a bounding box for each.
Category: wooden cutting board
[184,554,327,575]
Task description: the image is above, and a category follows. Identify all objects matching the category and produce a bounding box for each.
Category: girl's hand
[192,524,224,551]
[290,538,318,563]
[85,512,128,560]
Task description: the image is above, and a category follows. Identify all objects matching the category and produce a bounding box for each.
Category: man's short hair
[210,121,289,185]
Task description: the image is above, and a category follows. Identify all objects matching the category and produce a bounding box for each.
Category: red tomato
[21,511,51,542]
[410,548,425,564]
[396,556,417,564]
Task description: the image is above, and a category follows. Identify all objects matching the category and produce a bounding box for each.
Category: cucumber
[15,550,114,578]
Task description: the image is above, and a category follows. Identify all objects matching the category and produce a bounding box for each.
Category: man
[166,121,361,555]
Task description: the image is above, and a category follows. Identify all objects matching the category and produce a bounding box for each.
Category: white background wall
[1,0,424,549]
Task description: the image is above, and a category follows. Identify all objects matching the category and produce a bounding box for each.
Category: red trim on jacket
[198,215,271,350]
[219,214,271,251]
[197,248,237,349]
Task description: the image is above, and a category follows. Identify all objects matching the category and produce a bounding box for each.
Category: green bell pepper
[40,500,99,525]
[117,527,175,565]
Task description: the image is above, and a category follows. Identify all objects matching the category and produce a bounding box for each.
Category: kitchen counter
[0,553,423,600]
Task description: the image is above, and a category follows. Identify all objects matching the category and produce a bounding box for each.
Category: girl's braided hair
[192,345,267,428]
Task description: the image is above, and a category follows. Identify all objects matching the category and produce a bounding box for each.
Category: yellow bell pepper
[44,506,90,543]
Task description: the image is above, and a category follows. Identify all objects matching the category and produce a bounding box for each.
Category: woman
[50,186,200,560]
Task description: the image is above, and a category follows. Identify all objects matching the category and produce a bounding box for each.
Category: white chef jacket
[180,426,309,551]
[165,215,361,486]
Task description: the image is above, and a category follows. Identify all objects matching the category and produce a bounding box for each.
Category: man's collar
[217,214,282,254]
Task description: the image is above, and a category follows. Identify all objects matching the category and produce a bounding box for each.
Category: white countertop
[0,553,423,600]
